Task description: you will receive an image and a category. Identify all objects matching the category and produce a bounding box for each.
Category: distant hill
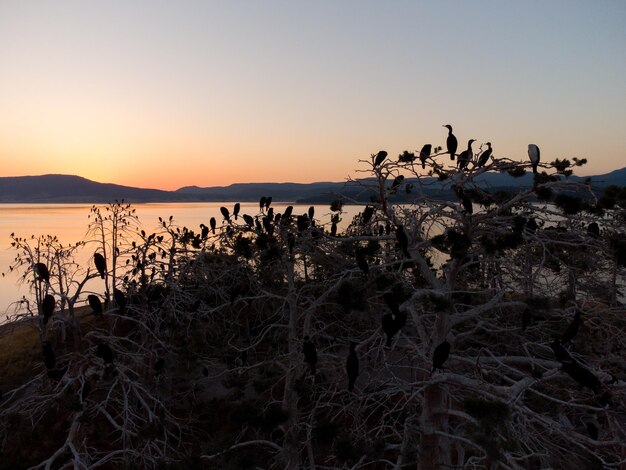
[1,168,624,204]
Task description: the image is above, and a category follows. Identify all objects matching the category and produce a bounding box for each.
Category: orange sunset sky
[1,2,625,190]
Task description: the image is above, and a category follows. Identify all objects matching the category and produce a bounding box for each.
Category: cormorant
[477,142,492,167]
[356,250,369,275]
[202,366,209,377]
[561,310,581,344]
[96,343,114,365]
[419,144,432,169]
[308,206,315,221]
[396,225,410,257]
[390,175,405,193]
[381,313,400,347]
[88,294,103,316]
[297,214,309,232]
[42,341,56,370]
[259,196,267,212]
[233,203,240,220]
[113,288,126,314]
[431,341,451,374]
[561,359,602,392]
[587,222,600,238]
[200,224,209,239]
[303,336,317,375]
[93,253,107,279]
[383,292,400,317]
[220,206,230,221]
[457,139,475,171]
[586,421,599,440]
[283,205,293,219]
[330,222,337,237]
[210,217,216,234]
[528,144,540,173]
[265,197,272,210]
[373,150,388,167]
[551,338,573,363]
[41,294,55,325]
[34,262,49,283]
[362,206,375,224]
[443,125,458,161]
[243,214,254,228]
[346,342,359,391]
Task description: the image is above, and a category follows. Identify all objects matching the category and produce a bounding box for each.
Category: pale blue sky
[1,1,624,189]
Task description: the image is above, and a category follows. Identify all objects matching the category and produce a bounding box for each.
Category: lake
[0,202,363,320]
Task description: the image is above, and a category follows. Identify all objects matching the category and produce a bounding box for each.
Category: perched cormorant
[587,222,600,238]
[457,139,475,171]
[346,342,359,391]
[383,292,400,317]
[283,205,293,219]
[330,222,337,237]
[259,196,267,212]
[88,294,103,316]
[93,253,107,279]
[396,225,410,257]
[210,217,217,234]
[42,341,56,370]
[586,421,599,440]
[220,206,230,221]
[265,197,272,210]
[373,150,388,167]
[200,224,209,239]
[561,359,602,393]
[419,144,432,169]
[243,214,254,228]
[96,343,114,365]
[233,203,240,220]
[356,251,369,275]
[477,142,492,168]
[113,288,126,314]
[390,175,405,193]
[528,144,540,174]
[443,125,458,161]
[381,313,400,347]
[431,341,451,374]
[561,310,582,344]
[34,262,49,283]
[362,206,375,224]
[41,294,55,325]
[551,338,573,363]
[303,336,317,375]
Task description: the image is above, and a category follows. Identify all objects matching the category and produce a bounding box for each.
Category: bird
[373,150,388,167]
[93,253,107,279]
[88,294,103,316]
[41,294,55,325]
[381,313,400,347]
[587,222,600,238]
[551,338,573,363]
[396,225,410,257]
[200,224,209,239]
[34,262,49,283]
[259,197,267,212]
[42,341,56,370]
[419,144,432,169]
[460,191,473,215]
[431,341,451,374]
[561,310,582,344]
[528,144,540,173]
[265,197,272,210]
[96,343,114,365]
[243,214,254,228]
[561,359,602,393]
[220,206,230,221]
[346,342,359,391]
[390,175,405,193]
[585,421,599,440]
[457,139,475,171]
[210,217,216,234]
[283,206,293,219]
[303,336,317,375]
[476,142,493,167]
[233,203,240,220]
[443,125,458,161]
[522,308,531,331]
[113,288,126,314]
[356,250,369,275]
[362,206,375,224]
[383,292,400,317]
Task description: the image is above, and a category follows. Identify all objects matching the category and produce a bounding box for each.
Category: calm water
[0,202,362,320]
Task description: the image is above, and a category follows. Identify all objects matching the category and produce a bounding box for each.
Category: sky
[1,1,625,190]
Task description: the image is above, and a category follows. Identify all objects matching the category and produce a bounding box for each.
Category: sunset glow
[1,1,625,190]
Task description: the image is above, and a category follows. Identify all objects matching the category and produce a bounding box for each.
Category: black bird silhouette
[210,217,216,234]
[42,341,56,369]
[383,292,400,316]
[243,214,254,228]
[96,343,114,365]
[113,288,126,314]
[220,206,230,221]
[356,250,369,275]
[259,196,267,212]
[522,308,531,331]
[346,342,359,391]
[303,336,317,375]
[551,338,573,363]
[390,175,405,193]
[457,139,475,171]
[586,421,599,440]
[330,222,337,237]
[419,144,432,169]
[34,262,49,283]
[561,359,602,393]
[431,341,451,374]
[202,366,209,377]
[265,197,272,210]
[41,294,55,325]
[443,125,458,161]
[233,203,240,220]
[381,313,401,347]
[362,206,375,224]
[283,205,293,219]
[477,142,492,167]
[561,310,582,344]
[587,222,600,238]
[373,150,388,167]
[93,253,107,279]
[88,294,103,316]
[308,206,315,221]
[396,225,410,257]
[528,144,540,173]
[200,224,209,239]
